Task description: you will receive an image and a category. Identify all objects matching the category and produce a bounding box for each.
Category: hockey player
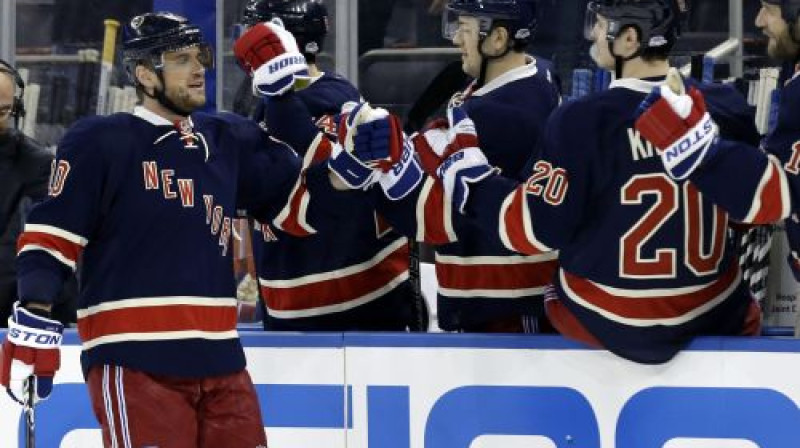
[331,0,562,333]
[379,0,762,362]
[233,0,422,331]
[634,1,800,278]
[0,12,342,447]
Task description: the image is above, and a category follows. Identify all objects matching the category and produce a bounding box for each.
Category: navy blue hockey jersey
[15,107,318,377]
[376,57,561,331]
[687,68,799,272]
[253,73,415,330]
[466,77,761,362]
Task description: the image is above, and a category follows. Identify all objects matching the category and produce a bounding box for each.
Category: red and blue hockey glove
[377,138,424,200]
[0,302,63,405]
[411,119,450,176]
[435,107,498,214]
[634,68,720,180]
[347,104,423,199]
[233,18,308,97]
[329,102,392,190]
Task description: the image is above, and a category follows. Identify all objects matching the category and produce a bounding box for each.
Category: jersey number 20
[620,174,727,278]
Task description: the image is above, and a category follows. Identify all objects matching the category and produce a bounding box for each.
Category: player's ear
[135,64,158,89]
[619,26,641,58]
[487,26,510,55]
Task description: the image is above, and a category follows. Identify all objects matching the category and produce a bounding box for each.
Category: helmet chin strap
[142,71,194,118]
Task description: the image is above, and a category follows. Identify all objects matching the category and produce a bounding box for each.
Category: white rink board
[2,331,800,447]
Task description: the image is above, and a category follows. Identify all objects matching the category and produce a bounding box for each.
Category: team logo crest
[316,114,338,139]
[175,118,200,149]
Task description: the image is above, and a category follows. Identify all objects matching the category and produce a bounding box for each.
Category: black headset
[0,58,26,128]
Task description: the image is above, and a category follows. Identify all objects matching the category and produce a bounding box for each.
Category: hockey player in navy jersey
[635,1,800,278]
[232,0,422,331]
[0,12,349,447]
[328,0,562,333]
[376,0,763,363]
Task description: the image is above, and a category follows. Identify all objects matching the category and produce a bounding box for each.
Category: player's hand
[634,68,720,180]
[328,102,391,190]
[346,104,424,199]
[377,138,424,200]
[434,107,498,214]
[234,18,308,97]
[0,302,63,405]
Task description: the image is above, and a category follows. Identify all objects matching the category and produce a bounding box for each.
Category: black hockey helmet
[123,12,213,82]
[764,0,800,24]
[442,0,538,47]
[241,0,328,57]
[584,0,687,51]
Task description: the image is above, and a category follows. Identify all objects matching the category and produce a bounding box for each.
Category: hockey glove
[329,102,391,190]
[435,107,498,214]
[377,138,424,200]
[412,119,450,176]
[234,18,308,97]
[348,105,423,200]
[0,302,63,405]
[634,68,720,180]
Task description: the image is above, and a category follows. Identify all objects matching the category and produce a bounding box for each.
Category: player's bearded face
[757,4,800,60]
[452,16,482,78]
[161,47,208,110]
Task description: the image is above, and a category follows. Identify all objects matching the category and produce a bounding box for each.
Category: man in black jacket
[0,63,60,325]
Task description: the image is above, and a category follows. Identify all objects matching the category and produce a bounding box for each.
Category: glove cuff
[662,113,719,180]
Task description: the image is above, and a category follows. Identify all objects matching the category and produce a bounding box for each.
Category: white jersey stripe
[267,271,409,318]
[22,223,88,246]
[435,252,558,265]
[77,296,237,319]
[260,238,407,288]
[559,269,741,327]
[438,286,548,298]
[17,244,77,271]
[82,329,240,350]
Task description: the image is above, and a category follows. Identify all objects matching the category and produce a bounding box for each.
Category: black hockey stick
[408,240,429,332]
[24,375,35,448]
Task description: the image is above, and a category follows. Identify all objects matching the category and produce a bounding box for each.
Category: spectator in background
[0,61,71,326]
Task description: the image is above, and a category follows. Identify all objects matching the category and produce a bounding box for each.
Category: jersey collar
[609,77,665,94]
[133,106,174,126]
[472,56,540,97]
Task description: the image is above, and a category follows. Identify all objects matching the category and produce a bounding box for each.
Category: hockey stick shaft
[24,375,35,448]
[96,19,120,116]
[408,240,426,331]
